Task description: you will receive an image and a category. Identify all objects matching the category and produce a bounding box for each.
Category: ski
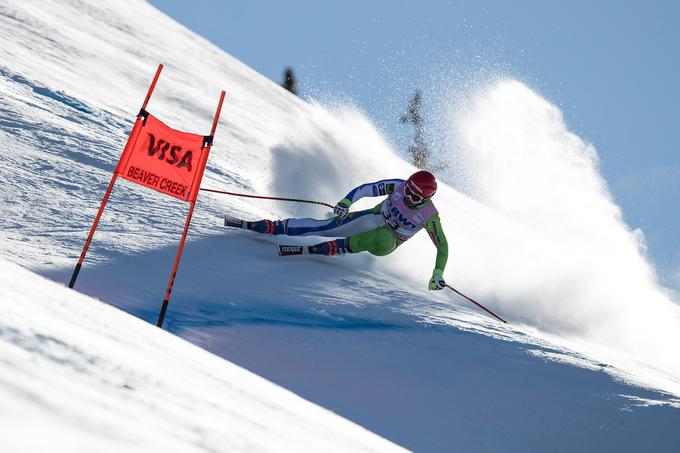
[277,244,308,256]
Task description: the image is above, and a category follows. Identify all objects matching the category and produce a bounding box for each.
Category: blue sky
[150,0,680,287]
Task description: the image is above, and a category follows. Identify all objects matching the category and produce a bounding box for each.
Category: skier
[224,170,448,290]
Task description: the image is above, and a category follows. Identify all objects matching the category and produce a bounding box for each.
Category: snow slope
[0,259,403,452]
[2,0,680,451]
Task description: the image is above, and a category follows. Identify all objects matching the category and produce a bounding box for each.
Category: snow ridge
[0,259,404,452]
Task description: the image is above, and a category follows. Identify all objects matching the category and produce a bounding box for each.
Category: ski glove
[334,198,351,220]
[429,269,446,291]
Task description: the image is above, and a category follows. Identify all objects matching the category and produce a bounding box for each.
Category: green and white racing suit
[281,179,448,273]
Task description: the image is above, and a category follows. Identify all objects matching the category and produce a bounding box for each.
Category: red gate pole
[156,200,197,327]
[69,64,164,289]
[156,90,226,328]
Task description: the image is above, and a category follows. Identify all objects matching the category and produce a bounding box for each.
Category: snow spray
[435,78,680,392]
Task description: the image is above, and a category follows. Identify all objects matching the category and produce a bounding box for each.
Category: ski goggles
[404,185,432,205]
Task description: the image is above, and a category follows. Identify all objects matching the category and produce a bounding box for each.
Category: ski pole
[200,188,334,209]
[445,284,508,324]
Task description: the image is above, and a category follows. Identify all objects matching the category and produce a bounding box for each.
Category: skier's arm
[337,179,404,207]
[424,213,448,274]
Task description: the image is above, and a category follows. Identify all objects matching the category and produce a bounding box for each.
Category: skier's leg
[308,238,351,255]
[347,227,397,256]
[307,227,397,257]
[224,215,286,234]
[244,208,382,237]
[247,219,286,234]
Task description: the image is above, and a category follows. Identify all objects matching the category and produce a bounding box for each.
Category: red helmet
[405,170,437,205]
